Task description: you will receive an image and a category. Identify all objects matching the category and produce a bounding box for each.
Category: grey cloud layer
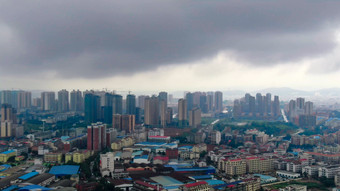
[0,0,340,78]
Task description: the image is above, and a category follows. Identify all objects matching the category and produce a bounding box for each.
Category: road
[281,109,288,123]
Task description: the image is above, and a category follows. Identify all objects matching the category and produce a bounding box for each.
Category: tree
[200,151,207,158]
[7,156,15,163]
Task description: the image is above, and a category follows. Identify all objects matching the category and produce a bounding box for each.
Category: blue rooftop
[150,176,184,187]
[254,174,277,183]
[132,151,143,156]
[178,146,193,150]
[134,155,148,159]
[49,165,80,176]
[314,136,321,139]
[213,180,243,189]
[19,185,52,191]
[1,150,15,155]
[61,136,70,141]
[115,152,122,157]
[135,142,166,146]
[3,185,18,191]
[190,175,214,180]
[166,143,177,146]
[0,164,11,172]
[19,172,39,180]
[205,179,226,186]
[165,165,215,174]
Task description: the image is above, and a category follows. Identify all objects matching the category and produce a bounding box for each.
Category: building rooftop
[150,176,184,187]
[189,175,213,180]
[205,179,225,186]
[184,181,208,188]
[132,151,143,157]
[26,173,55,185]
[49,165,80,176]
[149,136,170,139]
[134,155,149,160]
[18,185,52,191]
[1,150,15,155]
[19,172,39,180]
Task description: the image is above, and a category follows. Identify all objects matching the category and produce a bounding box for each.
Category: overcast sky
[1,0,340,92]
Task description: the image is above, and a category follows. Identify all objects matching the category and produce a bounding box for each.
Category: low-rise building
[302,165,319,177]
[279,184,307,191]
[44,153,63,163]
[219,158,247,176]
[100,152,115,177]
[276,171,301,179]
[0,150,16,163]
[318,165,340,178]
[182,181,210,191]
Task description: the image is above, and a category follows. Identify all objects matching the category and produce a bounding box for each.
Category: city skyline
[2,1,340,90]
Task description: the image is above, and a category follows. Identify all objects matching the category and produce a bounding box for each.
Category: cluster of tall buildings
[35,90,84,112]
[184,91,223,114]
[176,91,223,127]
[0,90,31,110]
[84,91,174,129]
[0,89,225,130]
[233,93,281,118]
[287,98,316,127]
[0,104,23,138]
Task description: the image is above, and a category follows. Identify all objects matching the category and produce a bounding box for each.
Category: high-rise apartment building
[0,90,17,108]
[214,91,223,112]
[185,92,194,113]
[256,93,263,115]
[160,100,167,128]
[1,104,16,122]
[112,114,122,130]
[199,95,208,113]
[87,122,106,151]
[158,92,168,107]
[144,96,159,126]
[32,98,41,108]
[210,130,221,145]
[112,94,123,114]
[273,95,280,117]
[57,89,69,112]
[305,101,314,115]
[41,92,56,111]
[126,94,136,115]
[112,114,135,133]
[266,93,272,114]
[0,104,17,138]
[1,121,13,138]
[1,90,32,109]
[207,93,214,112]
[17,91,32,109]
[137,95,147,109]
[84,93,101,124]
[189,107,201,128]
[100,152,115,176]
[296,97,305,110]
[121,114,135,133]
[166,107,173,125]
[102,93,113,124]
[178,99,187,126]
[70,90,83,112]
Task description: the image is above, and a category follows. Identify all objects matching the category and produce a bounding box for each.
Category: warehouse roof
[19,172,39,180]
[1,150,15,155]
[49,165,79,176]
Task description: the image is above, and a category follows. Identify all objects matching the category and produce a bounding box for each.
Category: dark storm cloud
[0,0,340,78]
